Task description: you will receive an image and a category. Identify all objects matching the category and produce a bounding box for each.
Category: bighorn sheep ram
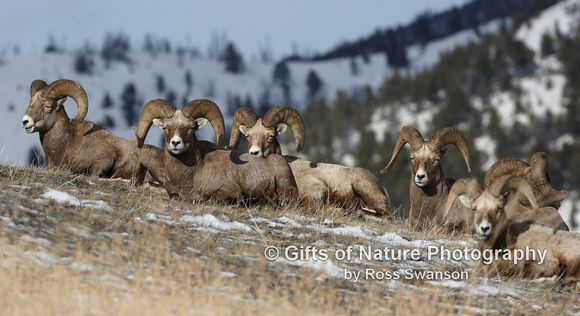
[226,106,391,218]
[135,99,298,205]
[21,79,164,185]
[444,153,579,281]
[444,152,569,241]
[381,126,472,231]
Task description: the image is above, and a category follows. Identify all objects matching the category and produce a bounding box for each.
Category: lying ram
[22,79,164,185]
[226,106,391,218]
[444,152,568,241]
[381,126,472,231]
[135,99,298,205]
[444,154,577,281]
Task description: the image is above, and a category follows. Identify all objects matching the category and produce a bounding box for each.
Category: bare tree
[207,30,228,60]
[257,35,274,62]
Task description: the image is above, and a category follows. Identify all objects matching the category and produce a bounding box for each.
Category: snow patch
[42,189,81,206]
[42,188,114,211]
[178,214,253,232]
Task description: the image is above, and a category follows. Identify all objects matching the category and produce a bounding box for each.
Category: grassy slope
[0,164,578,315]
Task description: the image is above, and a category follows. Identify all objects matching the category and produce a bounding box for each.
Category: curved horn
[530,152,567,206]
[226,107,258,150]
[488,174,538,216]
[135,99,177,148]
[484,158,530,189]
[43,79,88,124]
[442,178,482,220]
[428,127,471,172]
[182,99,225,147]
[262,106,306,153]
[30,80,47,96]
[380,126,425,174]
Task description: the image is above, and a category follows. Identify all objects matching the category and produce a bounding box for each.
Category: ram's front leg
[88,159,115,178]
[267,155,298,206]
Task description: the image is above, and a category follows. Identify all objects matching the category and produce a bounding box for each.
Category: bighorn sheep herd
[20,78,580,283]
[134,99,297,206]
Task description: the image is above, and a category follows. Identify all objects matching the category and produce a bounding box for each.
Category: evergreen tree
[273,61,292,106]
[257,84,272,117]
[414,11,432,46]
[156,74,166,93]
[446,7,464,33]
[143,34,156,57]
[120,82,141,126]
[74,52,95,75]
[74,42,95,75]
[221,42,244,74]
[101,32,131,66]
[350,57,359,76]
[165,90,177,106]
[44,35,61,54]
[540,32,555,58]
[306,69,323,101]
[385,31,409,68]
[272,61,290,87]
[184,70,194,92]
[101,92,114,109]
[227,93,243,115]
[98,114,115,129]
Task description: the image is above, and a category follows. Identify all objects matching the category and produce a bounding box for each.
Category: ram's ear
[152,118,164,129]
[56,96,67,110]
[457,194,473,209]
[239,125,248,135]
[440,147,448,160]
[196,118,209,130]
[276,123,288,135]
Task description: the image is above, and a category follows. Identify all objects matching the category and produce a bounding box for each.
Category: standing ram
[381,126,472,231]
[135,99,298,206]
[226,106,391,218]
[444,154,577,281]
[21,79,164,185]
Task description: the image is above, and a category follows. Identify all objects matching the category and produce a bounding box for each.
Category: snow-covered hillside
[0,17,506,167]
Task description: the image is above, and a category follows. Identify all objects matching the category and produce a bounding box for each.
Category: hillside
[2,1,580,230]
[300,0,580,230]
[0,11,508,168]
[1,164,578,314]
[314,0,559,62]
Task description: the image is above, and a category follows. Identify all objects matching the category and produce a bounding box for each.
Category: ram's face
[469,191,505,240]
[409,145,446,187]
[22,92,66,133]
[154,110,208,156]
[239,119,286,158]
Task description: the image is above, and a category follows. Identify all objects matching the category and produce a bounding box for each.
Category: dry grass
[0,164,578,315]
